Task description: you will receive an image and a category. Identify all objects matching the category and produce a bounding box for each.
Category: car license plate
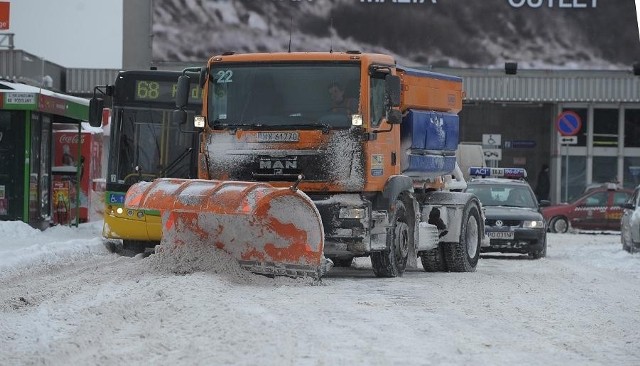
[487,231,514,239]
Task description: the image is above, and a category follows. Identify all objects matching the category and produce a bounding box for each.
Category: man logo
[259,159,297,170]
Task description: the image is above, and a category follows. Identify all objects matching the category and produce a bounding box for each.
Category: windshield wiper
[285,123,332,133]
[161,147,193,178]
[213,121,264,129]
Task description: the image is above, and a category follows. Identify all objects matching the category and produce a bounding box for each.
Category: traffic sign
[483,148,502,161]
[559,136,577,145]
[482,134,501,147]
[555,111,582,136]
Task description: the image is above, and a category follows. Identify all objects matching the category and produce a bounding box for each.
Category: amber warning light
[0,2,9,30]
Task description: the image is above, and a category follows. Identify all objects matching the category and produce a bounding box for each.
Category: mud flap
[125,178,329,278]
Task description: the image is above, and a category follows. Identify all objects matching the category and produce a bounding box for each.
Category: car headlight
[339,207,366,219]
[523,220,544,228]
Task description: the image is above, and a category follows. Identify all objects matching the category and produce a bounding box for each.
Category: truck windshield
[209,63,360,129]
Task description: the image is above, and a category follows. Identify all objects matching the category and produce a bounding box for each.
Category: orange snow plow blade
[125,178,329,278]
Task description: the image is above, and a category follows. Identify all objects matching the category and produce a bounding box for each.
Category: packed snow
[1,220,639,365]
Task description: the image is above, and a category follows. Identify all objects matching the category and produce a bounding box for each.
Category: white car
[621,185,640,253]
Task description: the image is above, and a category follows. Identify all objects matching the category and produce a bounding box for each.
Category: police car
[464,167,548,259]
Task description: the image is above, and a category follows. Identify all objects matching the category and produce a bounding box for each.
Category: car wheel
[622,230,631,252]
[549,216,569,233]
[529,237,547,259]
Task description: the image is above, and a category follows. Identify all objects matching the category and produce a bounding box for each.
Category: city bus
[89,70,201,255]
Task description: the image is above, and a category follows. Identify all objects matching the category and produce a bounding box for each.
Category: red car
[542,183,633,233]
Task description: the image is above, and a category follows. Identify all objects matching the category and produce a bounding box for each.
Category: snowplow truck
[125,51,483,278]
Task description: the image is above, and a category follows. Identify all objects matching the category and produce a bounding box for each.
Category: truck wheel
[443,199,481,272]
[371,200,410,277]
[420,244,447,272]
[549,216,568,233]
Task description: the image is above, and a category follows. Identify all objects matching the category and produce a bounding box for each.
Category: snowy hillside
[151,0,639,69]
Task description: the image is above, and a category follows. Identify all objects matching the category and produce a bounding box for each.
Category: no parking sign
[555,111,582,136]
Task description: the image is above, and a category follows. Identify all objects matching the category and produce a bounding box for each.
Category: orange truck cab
[164,51,484,277]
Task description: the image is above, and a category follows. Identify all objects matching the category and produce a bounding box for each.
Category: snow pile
[146,217,316,286]
[147,230,250,278]
[0,221,107,274]
[553,232,640,279]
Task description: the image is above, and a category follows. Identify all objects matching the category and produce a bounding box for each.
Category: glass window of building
[561,155,586,202]
[593,156,618,184]
[624,109,640,148]
[593,108,619,147]
[624,157,640,189]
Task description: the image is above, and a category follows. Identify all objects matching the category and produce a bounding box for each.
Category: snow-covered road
[0,222,639,365]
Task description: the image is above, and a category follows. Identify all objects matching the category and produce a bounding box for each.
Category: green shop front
[0,81,88,229]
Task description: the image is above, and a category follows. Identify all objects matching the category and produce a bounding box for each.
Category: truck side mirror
[88,97,104,127]
[385,75,401,108]
[173,109,187,126]
[176,75,191,109]
[199,67,207,88]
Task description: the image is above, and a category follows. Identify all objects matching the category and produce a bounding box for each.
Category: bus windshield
[104,70,202,190]
[209,63,361,129]
[109,107,196,186]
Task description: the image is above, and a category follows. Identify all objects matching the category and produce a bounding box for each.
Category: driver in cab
[328,82,358,115]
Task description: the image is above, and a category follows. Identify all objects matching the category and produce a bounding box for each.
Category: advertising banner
[151,0,638,70]
[0,2,9,31]
[52,130,103,223]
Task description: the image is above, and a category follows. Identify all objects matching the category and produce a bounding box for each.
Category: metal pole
[564,143,569,202]
[74,122,81,227]
[41,57,45,87]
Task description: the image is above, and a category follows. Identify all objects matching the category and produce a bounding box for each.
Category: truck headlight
[351,114,363,126]
[194,115,206,128]
[523,220,544,228]
[339,207,366,219]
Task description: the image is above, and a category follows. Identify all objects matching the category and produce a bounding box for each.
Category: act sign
[555,111,582,136]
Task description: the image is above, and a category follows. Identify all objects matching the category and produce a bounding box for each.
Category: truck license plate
[487,231,514,239]
[257,132,299,142]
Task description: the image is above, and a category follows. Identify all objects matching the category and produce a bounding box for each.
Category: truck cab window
[370,77,385,127]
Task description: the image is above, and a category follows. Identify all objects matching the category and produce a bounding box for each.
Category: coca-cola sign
[58,134,85,144]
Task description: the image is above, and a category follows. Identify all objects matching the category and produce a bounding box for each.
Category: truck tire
[443,199,481,272]
[420,244,447,272]
[371,200,410,277]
